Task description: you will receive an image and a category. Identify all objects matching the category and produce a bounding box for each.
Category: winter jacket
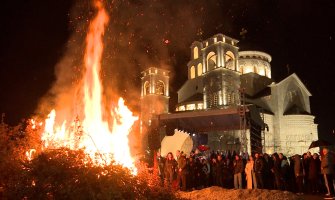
[254,157,265,173]
[233,159,244,174]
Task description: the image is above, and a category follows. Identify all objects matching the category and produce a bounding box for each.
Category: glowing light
[37,0,138,174]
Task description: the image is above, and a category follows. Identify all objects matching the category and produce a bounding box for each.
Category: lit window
[213,37,217,43]
[197,103,204,110]
[258,67,265,76]
[190,66,196,79]
[179,105,185,111]
[197,63,203,76]
[144,81,150,95]
[243,65,254,74]
[155,81,165,95]
[207,52,217,71]
[225,51,235,63]
[193,47,199,59]
[186,104,196,110]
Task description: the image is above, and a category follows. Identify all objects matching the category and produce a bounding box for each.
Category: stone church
[140,33,318,156]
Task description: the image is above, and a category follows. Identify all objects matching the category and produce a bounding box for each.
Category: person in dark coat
[164,152,177,187]
[309,153,321,194]
[303,152,311,193]
[294,154,304,195]
[216,155,224,187]
[254,153,265,189]
[233,155,244,189]
[280,156,290,191]
[177,151,187,191]
[263,153,274,189]
[210,157,218,186]
[157,151,165,185]
[187,156,197,190]
[271,153,283,190]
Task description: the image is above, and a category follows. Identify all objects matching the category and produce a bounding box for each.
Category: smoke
[35,1,92,121]
[101,0,211,112]
[36,0,227,119]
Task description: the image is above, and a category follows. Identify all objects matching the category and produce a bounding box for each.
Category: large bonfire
[31,0,138,174]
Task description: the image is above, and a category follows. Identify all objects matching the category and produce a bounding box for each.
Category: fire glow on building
[28,0,138,174]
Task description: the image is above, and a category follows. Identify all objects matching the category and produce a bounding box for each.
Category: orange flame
[37,0,138,174]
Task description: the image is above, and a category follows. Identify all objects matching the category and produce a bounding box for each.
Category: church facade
[140,33,318,156]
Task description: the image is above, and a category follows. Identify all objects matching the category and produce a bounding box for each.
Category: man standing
[321,147,334,199]
[156,151,165,185]
[177,151,187,191]
[254,153,265,189]
[233,155,244,189]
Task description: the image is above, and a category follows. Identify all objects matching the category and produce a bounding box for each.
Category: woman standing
[245,156,257,189]
[164,152,177,187]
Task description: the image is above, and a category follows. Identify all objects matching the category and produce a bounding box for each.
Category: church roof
[240,73,274,97]
[178,93,203,104]
[270,73,312,96]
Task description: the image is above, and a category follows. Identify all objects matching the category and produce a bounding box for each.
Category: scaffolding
[239,88,247,153]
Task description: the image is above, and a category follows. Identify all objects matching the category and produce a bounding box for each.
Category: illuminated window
[197,63,203,76]
[244,65,254,74]
[225,51,235,70]
[225,51,235,62]
[213,37,217,43]
[179,105,185,111]
[197,103,204,110]
[258,67,265,76]
[186,104,196,110]
[155,80,165,95]
[190,66,195,79]
[193,47,199,59]
[144,81,150,95]
[207,52,216,71]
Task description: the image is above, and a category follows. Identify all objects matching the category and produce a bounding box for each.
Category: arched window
[155,80,165,95]
[225,51,235,70]
[144,81,150,95]
[193,47,199,59]
[190,66,196,79]
[197,63,203,76]
[207,52,216,71]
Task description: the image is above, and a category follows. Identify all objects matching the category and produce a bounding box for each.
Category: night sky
[1,0,334,141]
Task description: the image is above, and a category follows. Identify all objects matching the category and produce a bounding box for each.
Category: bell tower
[140,67,169,152]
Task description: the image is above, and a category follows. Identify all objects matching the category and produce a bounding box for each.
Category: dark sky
[0,0,334,140]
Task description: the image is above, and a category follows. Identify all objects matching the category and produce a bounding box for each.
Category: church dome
[238,51,272,78]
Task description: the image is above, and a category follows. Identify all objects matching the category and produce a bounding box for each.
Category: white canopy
[160,129,193,159]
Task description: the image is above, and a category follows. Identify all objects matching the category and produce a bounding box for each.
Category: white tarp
[160,129,193,159]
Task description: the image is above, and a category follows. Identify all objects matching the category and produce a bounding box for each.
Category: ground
[177,186,324,200]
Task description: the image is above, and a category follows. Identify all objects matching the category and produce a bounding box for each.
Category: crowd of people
[156,147,335,199]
